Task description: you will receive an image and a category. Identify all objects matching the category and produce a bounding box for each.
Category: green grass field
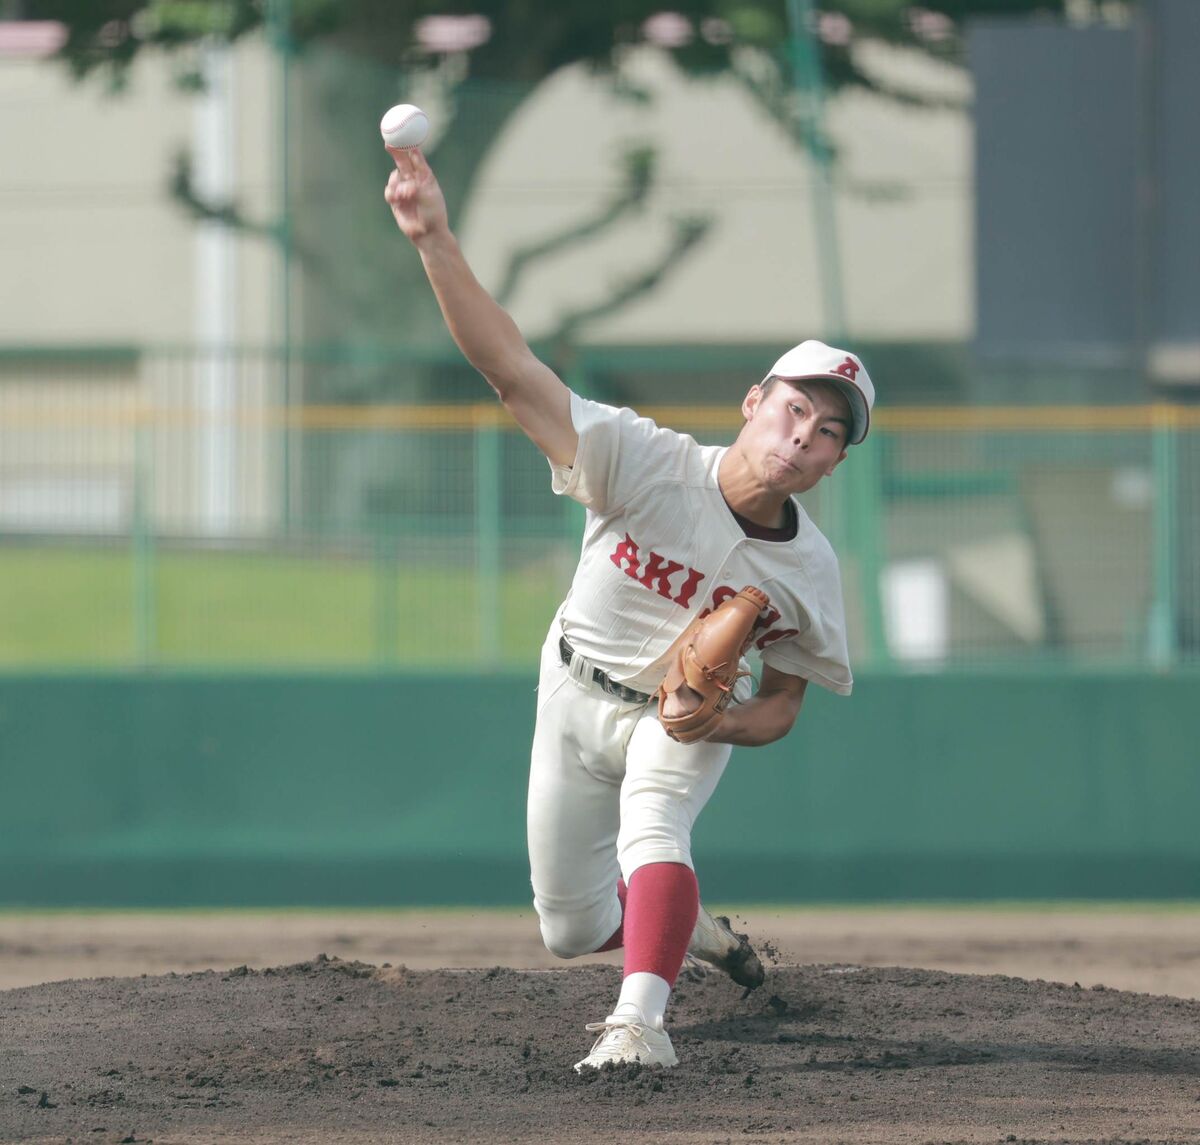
[0,544,565,669]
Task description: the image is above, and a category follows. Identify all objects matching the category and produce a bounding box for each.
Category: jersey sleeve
[547,392,689,514]
[761,549,854,696]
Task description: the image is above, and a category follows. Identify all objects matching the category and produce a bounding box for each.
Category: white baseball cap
[763,339,875,445]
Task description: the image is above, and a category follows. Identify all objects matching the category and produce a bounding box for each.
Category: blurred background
[0,0,1196,909]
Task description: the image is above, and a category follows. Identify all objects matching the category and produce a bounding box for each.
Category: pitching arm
[384,146,577,469]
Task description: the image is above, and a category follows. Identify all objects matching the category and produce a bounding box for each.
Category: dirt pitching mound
[3,955,1199,1144]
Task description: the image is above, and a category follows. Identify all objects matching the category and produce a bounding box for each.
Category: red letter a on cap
[834,356,860,381]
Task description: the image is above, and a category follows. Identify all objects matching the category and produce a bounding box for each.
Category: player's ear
[742,384,765,420]
[824,448,849,477]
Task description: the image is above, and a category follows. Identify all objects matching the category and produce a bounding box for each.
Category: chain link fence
[0,347,1196,672]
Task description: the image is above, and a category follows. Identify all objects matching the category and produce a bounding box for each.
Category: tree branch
[494,145,656,308]
[550,214,713,344]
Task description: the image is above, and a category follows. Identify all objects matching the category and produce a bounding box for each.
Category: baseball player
[384,145,872,1071]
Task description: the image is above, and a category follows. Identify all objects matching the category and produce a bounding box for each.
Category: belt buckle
[562,633,648,705]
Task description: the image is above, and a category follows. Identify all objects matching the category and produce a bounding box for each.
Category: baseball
[380,103,429,150]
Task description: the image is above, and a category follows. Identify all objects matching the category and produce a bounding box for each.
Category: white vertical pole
[194,43,237,537]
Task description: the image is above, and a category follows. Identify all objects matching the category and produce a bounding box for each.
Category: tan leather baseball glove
[657,586,770,744]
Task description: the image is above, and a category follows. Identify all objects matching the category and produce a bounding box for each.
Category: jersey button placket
[716,541,740,591]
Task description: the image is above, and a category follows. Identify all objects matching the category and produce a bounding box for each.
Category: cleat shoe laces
[573,1012,678,1072]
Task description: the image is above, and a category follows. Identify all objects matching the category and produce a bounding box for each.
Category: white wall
[0,37,276,346]
[461,44,972,345]
[0,36,968,349]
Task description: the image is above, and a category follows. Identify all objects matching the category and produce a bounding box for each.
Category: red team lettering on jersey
[610,533,704,608]
[608,533,800,650]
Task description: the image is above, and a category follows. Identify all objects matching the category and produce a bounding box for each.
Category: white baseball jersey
[548,393,853,698]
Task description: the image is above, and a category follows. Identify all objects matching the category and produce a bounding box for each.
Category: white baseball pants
[527,621,732,959]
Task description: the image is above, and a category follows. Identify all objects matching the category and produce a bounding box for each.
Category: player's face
[738,379,850,494]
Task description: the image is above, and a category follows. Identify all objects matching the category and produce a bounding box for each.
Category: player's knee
[538,918,598,960]
[533,894,619,959]
[541,933,588,960]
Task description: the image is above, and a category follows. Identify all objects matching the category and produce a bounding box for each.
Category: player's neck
[717,449,791,530]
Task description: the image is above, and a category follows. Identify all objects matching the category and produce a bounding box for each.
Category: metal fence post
[373,531,399,667]
[132,420,156,668]
[1149,404,1178,667]
[786,0,847,338]
[475,410,503,666]
[850,432,889,667]
[268,0,294,535]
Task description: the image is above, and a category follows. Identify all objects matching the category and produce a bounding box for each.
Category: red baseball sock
[621,861,699,986]
[595,877,627,952]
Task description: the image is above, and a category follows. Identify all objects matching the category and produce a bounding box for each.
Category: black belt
[559,636,653,705]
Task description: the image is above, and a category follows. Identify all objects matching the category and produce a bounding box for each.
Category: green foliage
[29,0,1073,97]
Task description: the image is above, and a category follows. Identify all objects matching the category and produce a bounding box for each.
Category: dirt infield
[3,908,1200,1143]
[4,952,1200,1145]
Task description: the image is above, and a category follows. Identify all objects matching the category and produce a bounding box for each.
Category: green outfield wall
[1,672,1197,907]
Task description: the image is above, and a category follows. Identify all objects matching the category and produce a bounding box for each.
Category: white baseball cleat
[573,1011,679,1072]
[686,906,766,990]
